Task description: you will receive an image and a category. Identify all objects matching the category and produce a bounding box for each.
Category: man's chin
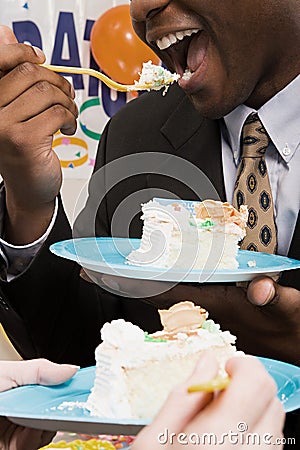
[187,93,232,120]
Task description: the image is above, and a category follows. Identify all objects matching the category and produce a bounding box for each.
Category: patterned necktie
[233,113,277,253]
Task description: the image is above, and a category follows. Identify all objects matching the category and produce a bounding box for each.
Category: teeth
[169,34,177,45]
[156,28,200,50]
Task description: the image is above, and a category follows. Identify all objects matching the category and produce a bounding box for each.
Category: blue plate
[50,237,300,283]
[0,357,299,435]
[0,366,145,435]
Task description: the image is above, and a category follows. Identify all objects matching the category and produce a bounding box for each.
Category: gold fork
[42,64,176,93]
[188,374,231,393]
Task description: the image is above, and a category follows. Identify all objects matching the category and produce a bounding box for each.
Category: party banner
[0,0,156,179]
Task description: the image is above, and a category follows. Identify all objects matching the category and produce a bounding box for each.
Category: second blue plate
[50,237,300,283]
[0,357,299,435]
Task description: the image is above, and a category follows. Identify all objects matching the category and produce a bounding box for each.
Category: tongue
[187,32,208,72]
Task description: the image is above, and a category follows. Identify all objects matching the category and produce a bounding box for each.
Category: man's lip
[178,61,208,93]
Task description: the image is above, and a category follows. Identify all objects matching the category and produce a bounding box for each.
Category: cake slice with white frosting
[86,301,241,420]
[126,198,248,271]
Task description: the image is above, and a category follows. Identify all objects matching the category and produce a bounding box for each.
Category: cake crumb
[247,260,257,268]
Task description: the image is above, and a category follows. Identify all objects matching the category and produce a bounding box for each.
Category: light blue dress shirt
[222,74,300,256]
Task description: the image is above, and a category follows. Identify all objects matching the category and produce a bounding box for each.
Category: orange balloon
[91,4,160,85]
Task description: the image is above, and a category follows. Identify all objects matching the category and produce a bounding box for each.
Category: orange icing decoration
[158,301,207,333]
[194,200,248,229]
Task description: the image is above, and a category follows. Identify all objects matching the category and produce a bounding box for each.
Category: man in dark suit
[0,71,298,367]
[0,0,299,441]
[0,16,297,366]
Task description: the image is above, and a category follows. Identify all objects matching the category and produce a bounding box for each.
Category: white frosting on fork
[129,61,180,94]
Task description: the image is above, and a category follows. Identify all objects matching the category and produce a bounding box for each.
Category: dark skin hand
[0,26,78,245]
[80,269,300,365]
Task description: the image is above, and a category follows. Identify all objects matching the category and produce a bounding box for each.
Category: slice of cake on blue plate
[126,198,248,271]
[86,301,242,420]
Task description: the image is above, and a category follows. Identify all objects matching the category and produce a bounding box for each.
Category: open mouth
[154,29,208,82]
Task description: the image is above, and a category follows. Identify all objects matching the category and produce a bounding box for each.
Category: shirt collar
[224,74,300,164]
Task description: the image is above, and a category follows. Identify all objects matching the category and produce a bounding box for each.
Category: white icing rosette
[100,319,145,349]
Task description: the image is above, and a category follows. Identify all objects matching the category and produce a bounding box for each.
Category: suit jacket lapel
[157,93,226,201]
